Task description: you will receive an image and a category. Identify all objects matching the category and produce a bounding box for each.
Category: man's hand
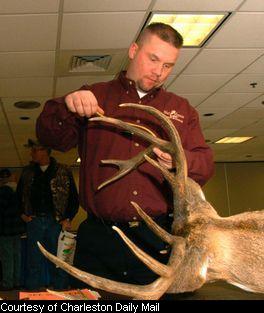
[65,90,104,117]
[60,219,72,231]
[153,147,174,170]
[21,213,33,223]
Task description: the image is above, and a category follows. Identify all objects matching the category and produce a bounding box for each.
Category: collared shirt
[30,162,55,215]
[36,71,214,222]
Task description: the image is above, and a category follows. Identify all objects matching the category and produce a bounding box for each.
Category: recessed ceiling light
[147,12,228,47]
[14,100,41,109]
[215,137,254,144]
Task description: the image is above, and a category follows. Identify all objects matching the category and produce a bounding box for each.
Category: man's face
[127,34,180,92]
[30,147,48,163]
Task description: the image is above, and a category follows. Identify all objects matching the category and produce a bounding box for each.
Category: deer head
[38,103,264,300]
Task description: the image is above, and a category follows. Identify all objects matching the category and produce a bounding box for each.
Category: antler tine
[142,153,188,231]
[37,242,175,300]
[144,154,175,188]
[89,116,168,148]
[130,200,174,245]
[112,226,172,277]
[98,160,131,189]
[97,145,154,190]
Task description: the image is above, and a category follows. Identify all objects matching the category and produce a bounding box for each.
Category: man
[36,23,214,285]
[0,168,25,290]
[17,139,79,290]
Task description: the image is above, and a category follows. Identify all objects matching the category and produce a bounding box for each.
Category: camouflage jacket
[17,157,79,221]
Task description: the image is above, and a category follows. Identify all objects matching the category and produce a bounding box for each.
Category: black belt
[88,213,170,229]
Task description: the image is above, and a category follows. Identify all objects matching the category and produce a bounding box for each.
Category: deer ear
[128,42,139,60]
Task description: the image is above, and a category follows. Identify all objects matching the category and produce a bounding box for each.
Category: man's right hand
[65,90,104,117]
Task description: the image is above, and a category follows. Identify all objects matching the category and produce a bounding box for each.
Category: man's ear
[128,42,139,60]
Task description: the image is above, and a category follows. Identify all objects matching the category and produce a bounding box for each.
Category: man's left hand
[153,147,174,169]
[60,219,72,231]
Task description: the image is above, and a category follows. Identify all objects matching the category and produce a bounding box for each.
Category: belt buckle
[128,221,139,228]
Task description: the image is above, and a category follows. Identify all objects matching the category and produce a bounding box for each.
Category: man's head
[0,168,11,185]
[24,139,51,165]
[126,22,183,92]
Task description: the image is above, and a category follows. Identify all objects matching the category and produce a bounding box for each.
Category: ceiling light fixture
[146,12,228,47]
[70,55,111,73]
[215,137,254,144]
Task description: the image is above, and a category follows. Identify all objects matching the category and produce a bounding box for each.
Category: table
[1,281,264,300]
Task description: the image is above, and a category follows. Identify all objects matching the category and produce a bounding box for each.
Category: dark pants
[0,235,21,289]
[71,215,172,288]
[25,215,69,290]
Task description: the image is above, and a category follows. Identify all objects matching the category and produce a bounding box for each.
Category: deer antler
[97,144,154,190]
[90,104,189,228]
[38,103,189,299]
[37,239,185,300]
[39,103,264,299]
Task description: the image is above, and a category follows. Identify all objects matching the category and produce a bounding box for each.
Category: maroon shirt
[36,72,214,222]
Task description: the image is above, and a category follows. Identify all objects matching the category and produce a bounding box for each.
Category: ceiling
[0,0,264,168]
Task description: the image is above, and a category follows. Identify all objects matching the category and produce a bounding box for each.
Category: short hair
[137,22,184,48]
[0,168,11,180]
[24,138,52,155]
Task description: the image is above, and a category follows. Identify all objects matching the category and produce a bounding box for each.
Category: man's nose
[153,64,163,77]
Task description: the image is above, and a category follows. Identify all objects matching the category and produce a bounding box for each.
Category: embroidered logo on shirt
[163,110,184,123]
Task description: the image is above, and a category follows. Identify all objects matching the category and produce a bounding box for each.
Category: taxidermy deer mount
[38,103,264,300]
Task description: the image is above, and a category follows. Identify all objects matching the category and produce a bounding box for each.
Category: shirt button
[133,190,138,196]
[133,216,137,221]
[126,91,129,94]
[138,100,142,104]
[136,119,140,124]
[134,143,139,147]
[129,81,132,85]
[58,121,62,126]
[123,271,127,276]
